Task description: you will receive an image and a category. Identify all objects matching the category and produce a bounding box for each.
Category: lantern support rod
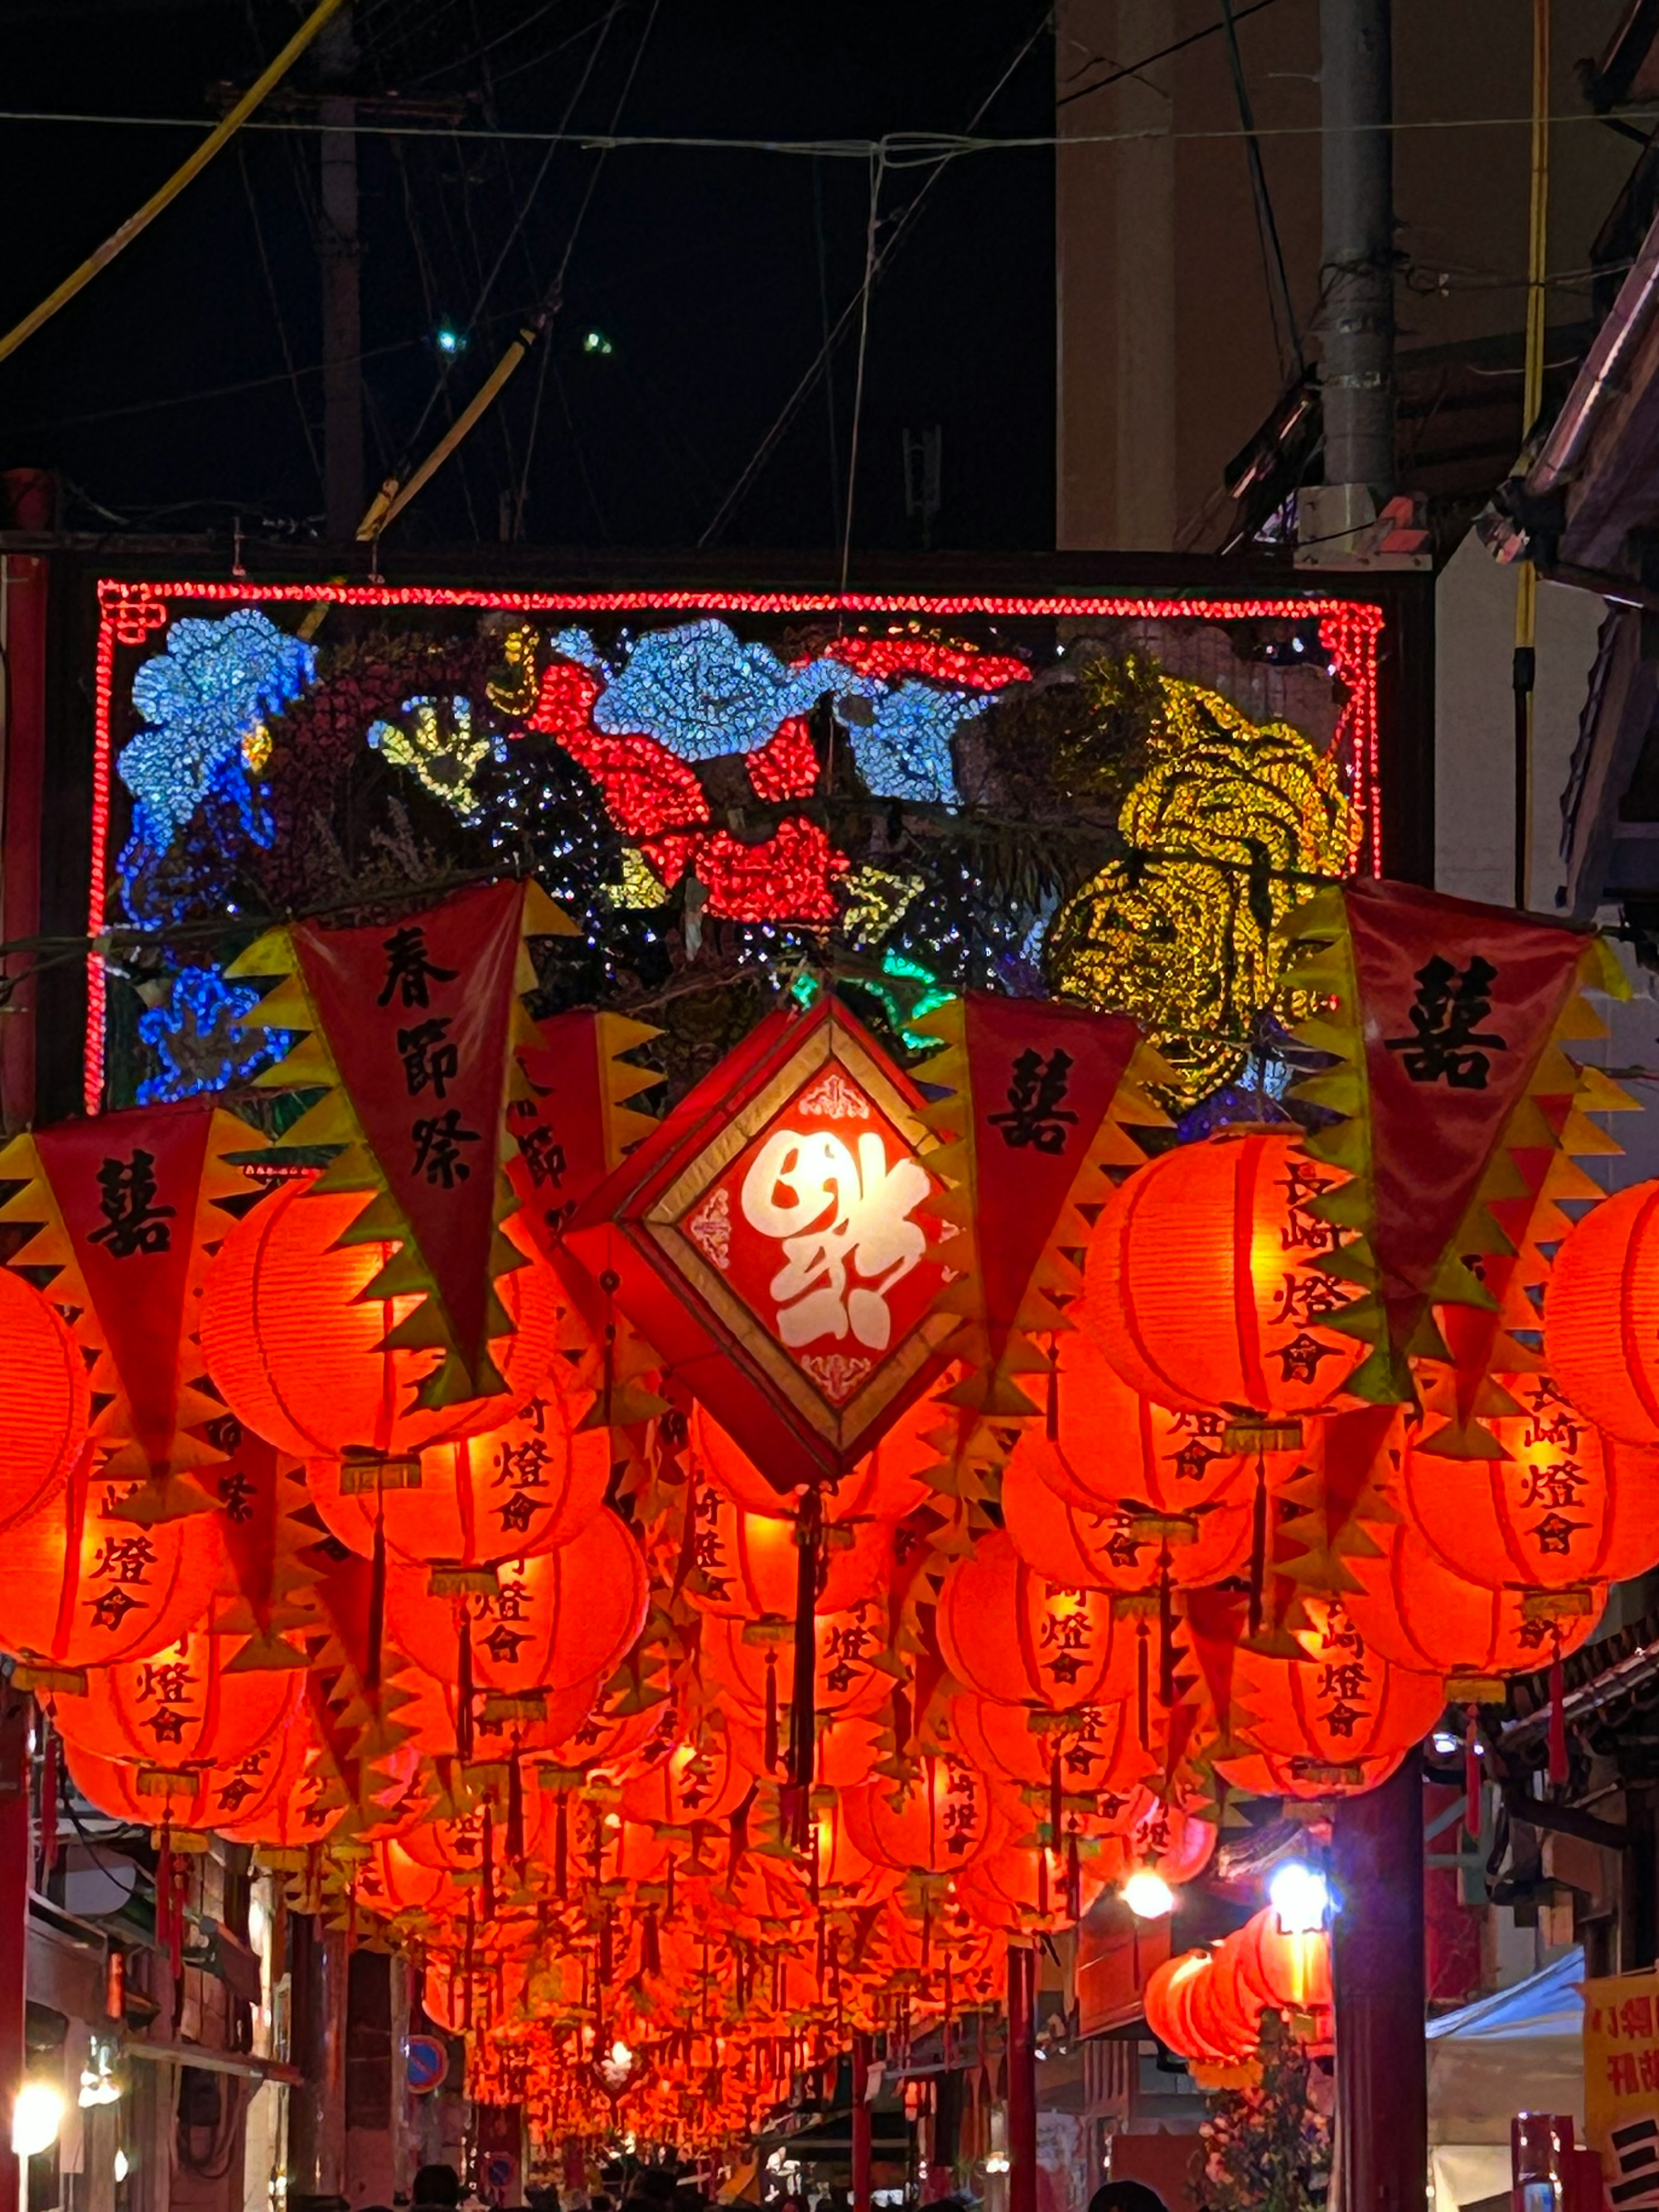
[1006,1943,1037,2212]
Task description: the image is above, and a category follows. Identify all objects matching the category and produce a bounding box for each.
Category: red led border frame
[89,580,1385,1112]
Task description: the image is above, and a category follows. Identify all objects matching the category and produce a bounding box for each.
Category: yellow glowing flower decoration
[367,693,494,816]
[1045,661,1360,1102]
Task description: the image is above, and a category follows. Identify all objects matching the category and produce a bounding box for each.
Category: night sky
[0,0,1056,557]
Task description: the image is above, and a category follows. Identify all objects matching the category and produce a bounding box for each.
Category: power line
[1,106,1652,154]
[1057,0,1282,107]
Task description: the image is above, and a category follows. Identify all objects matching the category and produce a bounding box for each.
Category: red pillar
[1332,1757,1427,2212]
[0,1684,32,2212]
[852,2033,872,2212]
[1007,1943,1037,2212]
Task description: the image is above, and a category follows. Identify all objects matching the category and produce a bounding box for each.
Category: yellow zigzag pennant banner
[228,877,577,1408]
[1278,879,1634,1417]
[0,1100,253,1516]
[912,995,1169,1447]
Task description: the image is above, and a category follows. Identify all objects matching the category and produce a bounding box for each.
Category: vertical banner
[1586,1970,1659,2208]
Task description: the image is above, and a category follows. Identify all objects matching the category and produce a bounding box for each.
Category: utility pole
[1306,0,1395,548]
[317,3,363,540]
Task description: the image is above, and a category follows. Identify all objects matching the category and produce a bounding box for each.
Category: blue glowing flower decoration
[137,964,287,1104]
[839,680,989,807]
[587,619,880,762]
[121,610,315,851]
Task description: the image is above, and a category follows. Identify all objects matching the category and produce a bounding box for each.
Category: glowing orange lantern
[935,1531,1133,1711]
[199,1178,559,1459]
[307,1391,611,1571]
[1001,1446,1252,1594]
[698,1606,891,1727]
[686,1388,938,1524]
[0,1269,91,1531]
[1,1465,227,1676]
[1222,1905,1332,2018]
[1014,1324,1246,1513]
[953,1840,1111,1936]
[946,1695,1155,1804]
[1394,1376,1659,1593]
[59,1728,313,1839]
[47,1621,298,1768]
[388,1507,648,1700]
[1218,1608,1446,1799]
[1343,1519,1604,1679]
[618,1726,759,1827]
[1082,1131,1362,1423]
[1144,1951,1239,2063]
[681,1485,890,1620]
[1543,1183,1659,1445]
[841,1758,998,1874]
[809,1790,902,1901]
[355,1837,457,1920]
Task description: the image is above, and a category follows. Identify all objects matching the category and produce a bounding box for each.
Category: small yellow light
[13,2080,65,2157]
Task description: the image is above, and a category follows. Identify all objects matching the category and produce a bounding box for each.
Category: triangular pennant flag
[507,1010,661,1261]
[1281,879,1629,1403]
[911,995,1168,1438]
[0,1102,251,1503]
[229,878,574,1406]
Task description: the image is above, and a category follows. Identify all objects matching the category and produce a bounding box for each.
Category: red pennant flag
[292,879,524,1382]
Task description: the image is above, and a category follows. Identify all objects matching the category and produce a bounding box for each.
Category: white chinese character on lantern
[740,1126,929,1351]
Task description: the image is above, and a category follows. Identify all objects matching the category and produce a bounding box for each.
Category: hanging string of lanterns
[0,872,1651,2152]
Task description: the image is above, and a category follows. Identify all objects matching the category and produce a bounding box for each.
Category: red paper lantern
[698,1608,891,1727]
[945,1695,1155,1803]
[1219,1609,1446,1799]
[1222,1906,1332,2018]
[355,1838,459,1921]
[953,1841,1111,1936]
[398,1667,601,1762]
[1393,1377,1659,1593]
[47,1621,298,1768]
[841,1758,998,1875]
[1001,1446,1252,1594]
[618,1727,759,1828]
[1543,1183,1659,1445]
[199,1179,559,1459]
[388,1508,648,1700]
[59,1728,313,1839]
[682,1487,890,1620]
[935,1531,1134,1712]
[808,1790,903,1902]
[1,1466,227,1674]
[307,1391,612,1571]
[1144,1951,1240,2063]
[687,1387,938,1524]
[399,1790,550,1874]
[1082,1131,1363,1423]
[0,1269,92,1531]
[1341,1520,1604,1679]
[1014,1324,1246,1512]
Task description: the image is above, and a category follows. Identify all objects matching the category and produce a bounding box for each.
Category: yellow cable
[358,321,540,541]
[0,0,352,369]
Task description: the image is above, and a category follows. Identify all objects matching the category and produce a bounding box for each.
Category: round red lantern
[808,1791,903,1902]
[1082,1131,1362,1423]
[945,1695,1155,1803]
[698,1607,891,1727]
[59,1726,315,1839]
[1543,1183,1659,1445]
[1218,1608,1446,1799]
[681,1486,890,1620]
[48,1621,298,1768]
[1001,1446,1252,1594]
[356,1837,456,1920]
[199,1178,559,1459]
[953,1840,1111,1936]
[388,1506,648,1700]
[1014,1324,1247,1513]
[687,1386,938,1524]
[1,1465,227,1673]
[841,1758,998,1875]
[1222,1905,1332,2018]
[618,1726,759,1828]
[1144,1951,1239,2064]
[935,1531,1134,1712]
[1343,1519,1605,1679]
[0,1269,92,1532]
[307,1392,611,1572]
[1393,1378,1659,1593]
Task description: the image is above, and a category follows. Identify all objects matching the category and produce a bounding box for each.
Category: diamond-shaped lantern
[563,997,962,1494]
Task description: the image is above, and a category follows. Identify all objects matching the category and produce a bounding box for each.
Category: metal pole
[318,6,363,541]
[288,1917,348,2212]
[1332,1758,1427,2212]
[852,2033,872,2212]
[0,1686,29,2212]
[1319,0,1395,501]
[1006,1945,1037,2212]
